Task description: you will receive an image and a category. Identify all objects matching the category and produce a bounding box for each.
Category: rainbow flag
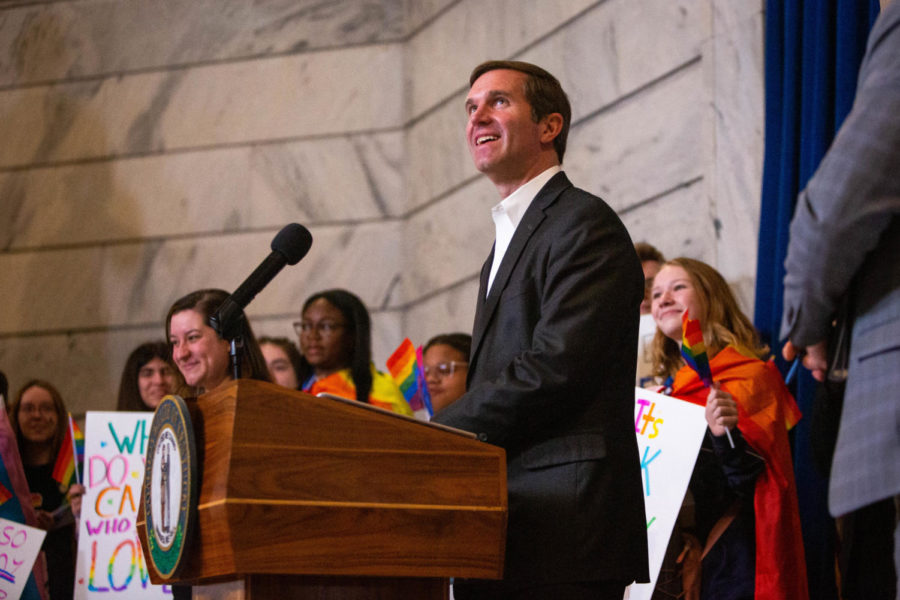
[681,311,712,387]
[386,338,433,417]
[51,414,84,488]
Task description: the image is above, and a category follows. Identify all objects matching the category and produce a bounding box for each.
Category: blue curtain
[755,1,880,598]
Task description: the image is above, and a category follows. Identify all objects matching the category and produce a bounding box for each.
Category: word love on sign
[626,388,707,600]
[0,518,46,600]
[74,413,172,599]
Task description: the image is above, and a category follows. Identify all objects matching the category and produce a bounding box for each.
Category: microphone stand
[209,313,246,382]
[229,336,244,381]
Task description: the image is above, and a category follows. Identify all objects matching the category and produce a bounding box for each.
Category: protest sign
[0,518,46,600]
[74,412,171,599]
[625,388,707,600]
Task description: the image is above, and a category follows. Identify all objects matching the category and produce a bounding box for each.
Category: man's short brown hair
[470,60,571,163]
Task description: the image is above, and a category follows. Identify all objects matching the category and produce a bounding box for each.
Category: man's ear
[540,113,564,144]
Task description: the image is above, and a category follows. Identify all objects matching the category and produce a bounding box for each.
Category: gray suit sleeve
[781,2,900,346]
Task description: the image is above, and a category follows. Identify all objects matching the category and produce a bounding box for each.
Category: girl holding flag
[649,258,807,600]
[11,380,81,600]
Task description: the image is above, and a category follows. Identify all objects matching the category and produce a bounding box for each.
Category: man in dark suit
[431,60,649,599]
[781,1,900,594]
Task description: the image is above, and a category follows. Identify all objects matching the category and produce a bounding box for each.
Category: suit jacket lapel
[469,172,572,370]
[469,247,493,385]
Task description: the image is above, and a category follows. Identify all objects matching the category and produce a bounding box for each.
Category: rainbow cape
[385,338,433,418]
[51,414,84,489]
[680,311,712,387]
[672,346,808,600]
[303,365,414,417]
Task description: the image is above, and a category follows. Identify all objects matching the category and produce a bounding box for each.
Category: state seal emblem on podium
[143,394,199,579]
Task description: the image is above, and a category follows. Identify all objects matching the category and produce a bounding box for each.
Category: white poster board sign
[625,388,707,600]
[0,518,46,600]
[74,412,171,598]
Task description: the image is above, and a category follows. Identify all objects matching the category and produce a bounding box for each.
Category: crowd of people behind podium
[0,254,834,600]
[0,284,480,600]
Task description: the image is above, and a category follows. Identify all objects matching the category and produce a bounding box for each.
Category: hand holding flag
[386,338,433,418]
[681,311,735,448]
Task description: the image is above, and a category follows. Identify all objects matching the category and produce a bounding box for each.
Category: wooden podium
[136,379,507,599]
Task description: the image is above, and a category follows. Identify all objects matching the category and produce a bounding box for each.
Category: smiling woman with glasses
[295,289,412,416]
[11,380,79,600]
[422,333,471,414]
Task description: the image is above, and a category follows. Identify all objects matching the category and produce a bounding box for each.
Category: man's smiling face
[465,69,551,192]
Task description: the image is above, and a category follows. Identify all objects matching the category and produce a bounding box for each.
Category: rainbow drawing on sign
[76,412,170,598]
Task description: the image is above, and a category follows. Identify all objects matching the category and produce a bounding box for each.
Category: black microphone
[209,223,313,340]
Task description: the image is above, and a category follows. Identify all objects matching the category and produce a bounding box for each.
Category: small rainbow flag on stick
[386,338,433,418]
[51,414,84,489]
[681,311,734,448]
[681,311,712,387]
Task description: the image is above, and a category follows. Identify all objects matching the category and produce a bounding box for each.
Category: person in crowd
[11,380,78,600]
[635,242,666,386]
[422,333,471,414]
[650,257,808,600]
[781,2,900,595]
[166,288,270,395]
[635,241,665,315]
[295,289,412,416]
[430,60,648,598]
[165,288,270,600]
[259,336,303,390]
[116,341,179,411]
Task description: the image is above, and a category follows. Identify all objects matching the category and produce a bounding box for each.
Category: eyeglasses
[293,321,346,337]
[423,361,468,379]
[20,404,56,416]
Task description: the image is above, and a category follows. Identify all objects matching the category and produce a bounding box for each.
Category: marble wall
[0,0,764,416]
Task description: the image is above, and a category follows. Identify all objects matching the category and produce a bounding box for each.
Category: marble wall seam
[617,175,705,217]
[0,0,463,94]
[572,56,702,132]
[0,0,412,89]
[0,42,406,169]
[0,126,406,173]
[388,271,480,313]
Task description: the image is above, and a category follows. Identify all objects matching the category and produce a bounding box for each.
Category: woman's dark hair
[11,379,69,461]
[116,341,178,411]
[424,333,472,360]
[299,289,372,403]
[258,336,304,390]
[165,288,270,392]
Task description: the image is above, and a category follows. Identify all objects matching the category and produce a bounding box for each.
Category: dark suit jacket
[781,1,900,517]
[432,172,650,586]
